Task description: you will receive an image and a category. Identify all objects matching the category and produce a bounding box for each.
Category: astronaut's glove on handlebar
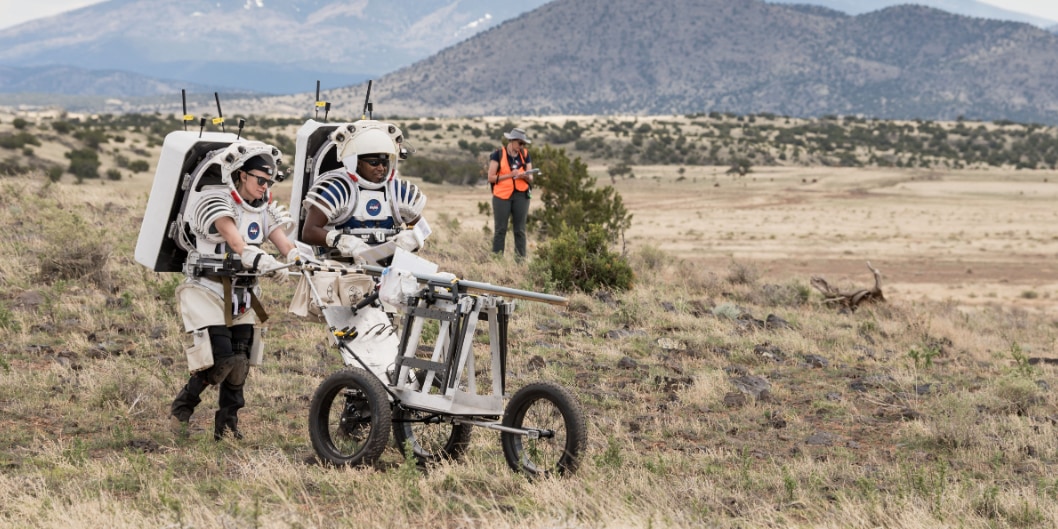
[392,230,422,252]
[285,248,300,264]
[240,245,282,277]
[326,230,369,264]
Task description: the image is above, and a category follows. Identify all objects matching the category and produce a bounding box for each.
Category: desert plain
[419,163,1058,314]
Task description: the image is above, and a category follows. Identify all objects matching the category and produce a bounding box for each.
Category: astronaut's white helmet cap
[332,121,403,189]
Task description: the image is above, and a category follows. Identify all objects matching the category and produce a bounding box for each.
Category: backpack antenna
[213,93,226,133]
[362,80,373,120]
[181,89,194,131]
[314,80,331,122]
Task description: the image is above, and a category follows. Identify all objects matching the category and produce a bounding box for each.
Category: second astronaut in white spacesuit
[299,120,427,265]
[170,141,297,440]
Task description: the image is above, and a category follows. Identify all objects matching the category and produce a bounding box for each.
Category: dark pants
[492,191,530,257]
[171,324,253,438]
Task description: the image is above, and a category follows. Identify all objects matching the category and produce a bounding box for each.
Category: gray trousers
[492,191,530,257]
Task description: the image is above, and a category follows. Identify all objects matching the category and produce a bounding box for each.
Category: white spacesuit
[300,120,428,265]
[168,140,297,440]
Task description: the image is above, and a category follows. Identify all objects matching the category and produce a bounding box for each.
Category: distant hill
[0,65,234,98]
[0,0,552,96]
[766,0,1058,28]
[237,0,1058,124]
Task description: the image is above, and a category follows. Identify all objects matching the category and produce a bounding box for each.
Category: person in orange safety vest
[486,127,534,257]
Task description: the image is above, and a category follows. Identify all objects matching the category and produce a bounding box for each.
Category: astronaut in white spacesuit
[299,120,427,264]
[170,141,297,440]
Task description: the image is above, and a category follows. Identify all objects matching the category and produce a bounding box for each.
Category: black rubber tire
[393,408,473,464]
[501,381,587,477]
[308,368,392,467]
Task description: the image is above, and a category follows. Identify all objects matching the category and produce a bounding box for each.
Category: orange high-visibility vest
[492,147,529,199]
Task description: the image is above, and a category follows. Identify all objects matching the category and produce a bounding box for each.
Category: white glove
[392,230,422,252]
[396,183,426,222]
[240,246,282,276]
[285,247,301,264]
[326,230,370,263]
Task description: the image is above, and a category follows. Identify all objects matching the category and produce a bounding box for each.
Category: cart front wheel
[501,382,586,477]
[308,368,392,467]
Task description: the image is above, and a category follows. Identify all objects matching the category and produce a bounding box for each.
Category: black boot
[213,409,243,440]
[227,414,243,440]
[171,373,208,437]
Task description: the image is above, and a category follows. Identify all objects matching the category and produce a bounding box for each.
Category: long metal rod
[453,418,554,438]
[299,262,567,306]
[360,265,568,306]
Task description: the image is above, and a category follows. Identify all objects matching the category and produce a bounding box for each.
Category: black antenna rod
[213,92,226,133]
[362,80,373,120]
[198,117,207,138]
[236,118,246,139]
[314,80,329,122]
[181,89,195,131]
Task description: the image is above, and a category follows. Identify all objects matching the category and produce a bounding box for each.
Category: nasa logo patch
[247,222,261,240]
[366,199,383,216]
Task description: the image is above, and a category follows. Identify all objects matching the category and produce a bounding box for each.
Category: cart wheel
[309,368,392,467]
[393,407,473,464]
[501,382,586,477]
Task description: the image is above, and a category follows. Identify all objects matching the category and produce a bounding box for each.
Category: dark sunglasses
[361,158,389,167]
[245,171,275,187]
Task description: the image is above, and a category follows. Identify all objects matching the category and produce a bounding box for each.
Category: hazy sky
[979,0,1058,22]
[1,0,1057,30]
[0,0,106,30]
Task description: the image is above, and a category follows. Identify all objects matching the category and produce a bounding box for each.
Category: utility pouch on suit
[249,326,265,367]
[290,268,376,319]
[186,329,214,374]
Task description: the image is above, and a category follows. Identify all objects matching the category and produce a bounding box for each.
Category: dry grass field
[2,111,1058,528]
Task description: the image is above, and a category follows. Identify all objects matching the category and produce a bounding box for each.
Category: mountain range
[0,0,551,95]
[3,0,1058,124]
[237,0,1058,124]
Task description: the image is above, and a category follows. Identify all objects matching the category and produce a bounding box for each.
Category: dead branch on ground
[811,261,885,311]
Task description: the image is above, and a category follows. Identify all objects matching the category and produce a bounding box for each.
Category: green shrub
[66,149,100,181]
[529,144,632,243]
[74,129,108,149]
[0,132,41,150]
[128,159,150,173]
[530,223,633,293]
[51,121,73,134]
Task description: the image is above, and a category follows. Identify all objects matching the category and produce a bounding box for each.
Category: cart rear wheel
[501,382,586,477]
[309,368,392,467]
[393,408,473,464]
